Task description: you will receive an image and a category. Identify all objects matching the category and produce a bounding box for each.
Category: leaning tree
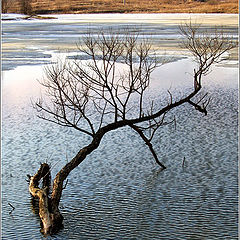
[28,24,237,235]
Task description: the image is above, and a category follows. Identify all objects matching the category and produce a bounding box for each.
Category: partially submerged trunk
[28,83,202,234]
[28,132,104,234]
[28,163,63,235]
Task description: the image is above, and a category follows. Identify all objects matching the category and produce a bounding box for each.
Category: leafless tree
[2,0,13,13]
[28,25,237,235]
[21,0,32,15]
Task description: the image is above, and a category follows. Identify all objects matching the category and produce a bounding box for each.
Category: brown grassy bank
[2,0,238,14]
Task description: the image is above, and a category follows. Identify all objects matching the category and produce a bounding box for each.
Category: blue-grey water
[1,14,238,239]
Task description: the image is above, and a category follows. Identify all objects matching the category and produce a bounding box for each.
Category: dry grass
[5,0,238,14]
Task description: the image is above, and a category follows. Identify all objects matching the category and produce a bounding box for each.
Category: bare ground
[3,0,238,14]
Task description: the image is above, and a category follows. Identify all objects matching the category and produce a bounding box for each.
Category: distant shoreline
[2,0,238,15]
[3,10,238,15]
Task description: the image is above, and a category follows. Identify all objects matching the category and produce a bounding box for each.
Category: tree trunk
[28,132,104,234]
[28,163,63,234]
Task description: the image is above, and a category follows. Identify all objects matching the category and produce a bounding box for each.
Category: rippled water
[1,14,238,239]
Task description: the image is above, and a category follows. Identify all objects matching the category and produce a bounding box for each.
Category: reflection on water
[1,14,238,240]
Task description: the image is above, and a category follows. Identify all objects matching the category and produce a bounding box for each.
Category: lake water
[1,14,238,239]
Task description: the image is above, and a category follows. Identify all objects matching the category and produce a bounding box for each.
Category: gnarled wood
[28,163,63,235]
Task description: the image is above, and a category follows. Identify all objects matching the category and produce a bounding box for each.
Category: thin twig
[8,202,15,214]
[182,157,186,168]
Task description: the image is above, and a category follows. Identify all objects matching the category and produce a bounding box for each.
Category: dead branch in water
[8,202,15,214]
[30,25,237,235]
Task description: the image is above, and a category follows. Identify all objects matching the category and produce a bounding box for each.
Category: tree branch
[130,124,166,169]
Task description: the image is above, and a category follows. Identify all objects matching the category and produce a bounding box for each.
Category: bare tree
[28,25,237,235]
[2,0,14,13]
[21,0,32,15]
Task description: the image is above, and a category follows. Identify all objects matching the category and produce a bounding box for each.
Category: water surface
[1,14,238,239]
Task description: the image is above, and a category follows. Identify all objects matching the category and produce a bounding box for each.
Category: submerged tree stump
[28,163,63,235]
